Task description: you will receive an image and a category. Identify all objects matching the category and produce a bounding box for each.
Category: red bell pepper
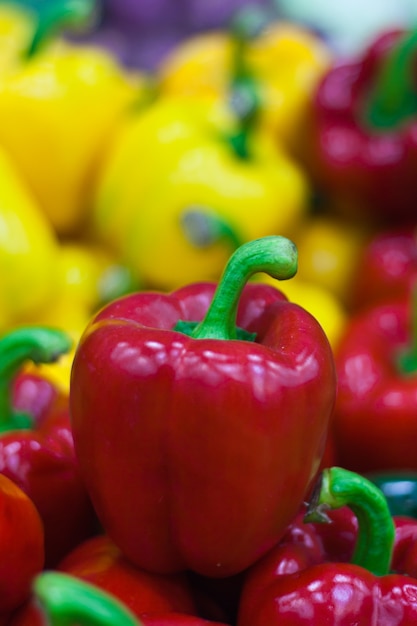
[0,473,44,620]
[333,296,417,473]
[10,533,200,625]
[11,572,231,626]
[238,466,417,626]
[351,228,417,311]
[305,28,417,223]
[70,236,336,577]
[0,327,97,567]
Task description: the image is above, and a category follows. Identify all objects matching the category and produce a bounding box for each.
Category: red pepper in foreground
[10,533,199,625]
[70,236,336,578]
[333,297,417,473]
[0,327,97,567]
[0,473,44,620]
[12,572,230,626]
[305,28,417,223]
[238,467,417,625]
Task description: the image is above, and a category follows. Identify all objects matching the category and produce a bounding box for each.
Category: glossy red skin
[307,29,417,222]
[0,473,44,618]
[238,507,417,626]
[2,373,97,567]
[332,300,417,473]
[70,282,336,578]
[351,229,417,311]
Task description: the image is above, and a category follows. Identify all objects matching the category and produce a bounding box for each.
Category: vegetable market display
[3,0,417,624]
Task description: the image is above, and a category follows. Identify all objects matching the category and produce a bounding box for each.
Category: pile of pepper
[3,0,417,623]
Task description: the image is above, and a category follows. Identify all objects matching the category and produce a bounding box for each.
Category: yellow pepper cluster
[0,1,369,389]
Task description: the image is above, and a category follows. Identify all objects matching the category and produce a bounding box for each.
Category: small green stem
[397,285,417,374]
[180,207,244,251]
[33,572,140,626]
[305,467,395,576]
[0,327,72,432]
[226,5,270,159]
[363,29,417,130]
[184,236,297,341]
[18,0,99,58]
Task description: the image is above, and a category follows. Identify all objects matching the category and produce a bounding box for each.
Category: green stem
[33,572,140,626]
[180,207,244,251]
[19,0,99,58]
[363,29,417,130]
[0,327,72,432]
[226,5,270,159]
[396,285,417,374]
[305,467,395,576]
[179,236,297,341]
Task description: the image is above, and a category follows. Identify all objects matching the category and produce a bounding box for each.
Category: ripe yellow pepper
[0,4,149,235]
[0,145,59,329]
[0,3,35,73]
[92,95,310,291]
[292,215,369,308]
[257,272,347,351]
[157,20,333,152]
[24,240,138,391]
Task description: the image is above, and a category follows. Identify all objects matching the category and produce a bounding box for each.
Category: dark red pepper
[305,28,417,223]
[238,467,417,626]
[332,297,417,473]
[70,236,336,578]
[350,228,417,311]
[11,572,231,626]
[0,327,97,567]
[10,533,200,625]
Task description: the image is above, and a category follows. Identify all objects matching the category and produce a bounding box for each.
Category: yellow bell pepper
[0,145,59,329]
[157,20,333,152]
[292,215,369,308]
[92,95,310,291]
[0,3,150,235]
[257,271,347,350]
[24,240,138,391]
[0,3,35,73]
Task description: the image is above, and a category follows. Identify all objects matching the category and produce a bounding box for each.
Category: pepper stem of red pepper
[362,29,417,130]
[0,327,72,431]
[396,285,417,374]
[305,466,395,577]
[33,572,140,626]
[226,6,270,159]
[188,236,297,341]
[24,0,99,58]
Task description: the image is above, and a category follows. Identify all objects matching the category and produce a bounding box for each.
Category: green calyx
[11,0,99,58]
[305,466,395,576]
[0,326,72,432]
[226,5,272,159]
[174,236,298,341]
[362,29,417,131]
[180,207,244,251]
[34,572,140,626]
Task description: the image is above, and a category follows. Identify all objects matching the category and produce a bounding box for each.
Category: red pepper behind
[0,328,98,567]
[304,28,417,223]
[238,467,417,625]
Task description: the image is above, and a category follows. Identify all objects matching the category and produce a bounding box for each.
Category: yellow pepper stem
[18,0,99,57]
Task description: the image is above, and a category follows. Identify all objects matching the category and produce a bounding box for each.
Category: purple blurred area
[70,0,272,72]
